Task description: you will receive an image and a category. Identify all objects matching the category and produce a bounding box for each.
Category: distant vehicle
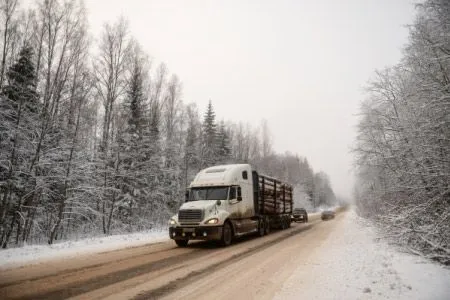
[169,164,293,247]
[321,210,335,220]
[291,208,308,223]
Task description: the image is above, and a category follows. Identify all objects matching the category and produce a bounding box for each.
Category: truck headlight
[205,218,219,224]
[169,219,177,225]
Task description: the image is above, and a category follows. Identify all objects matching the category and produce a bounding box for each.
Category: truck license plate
[183,228,194,233]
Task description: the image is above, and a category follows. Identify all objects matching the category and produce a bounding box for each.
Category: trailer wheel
[281,217,288,230]
[221,221,233,247]
[264,217,271,235]
[258,219,265,237]
[175,240,189,247]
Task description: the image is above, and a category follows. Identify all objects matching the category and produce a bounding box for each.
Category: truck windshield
[189,187,229,201]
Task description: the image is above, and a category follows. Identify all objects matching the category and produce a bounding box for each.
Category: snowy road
[0,212,326,299]
[1,210,449,300]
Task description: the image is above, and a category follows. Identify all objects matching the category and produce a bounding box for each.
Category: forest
[0,0,336,248]
[354,0,449,264]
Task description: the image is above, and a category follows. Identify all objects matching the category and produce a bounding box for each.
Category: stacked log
[258,175,293,214]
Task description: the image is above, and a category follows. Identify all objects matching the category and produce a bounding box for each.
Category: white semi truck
[169,164,293,247]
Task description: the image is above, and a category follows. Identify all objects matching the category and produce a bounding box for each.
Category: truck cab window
[189,187,229,201]
[242,171,248,180]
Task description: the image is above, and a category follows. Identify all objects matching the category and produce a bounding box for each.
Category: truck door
[237,170,253,218]
[252,171,259,215]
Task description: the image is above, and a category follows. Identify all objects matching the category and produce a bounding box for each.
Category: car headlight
[205,218,219,224]
[169,219,177,225]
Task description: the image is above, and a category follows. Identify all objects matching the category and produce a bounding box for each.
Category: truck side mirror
[185,190,189,202]
[237,187,242,201]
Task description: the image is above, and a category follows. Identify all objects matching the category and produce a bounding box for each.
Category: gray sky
[84,0,416,199]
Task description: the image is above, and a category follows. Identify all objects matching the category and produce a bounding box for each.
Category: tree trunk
[0,17,9,87]
[49,94,82,245]
[2,197,21,248]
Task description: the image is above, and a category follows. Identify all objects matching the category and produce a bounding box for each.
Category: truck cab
[169,164,255,246]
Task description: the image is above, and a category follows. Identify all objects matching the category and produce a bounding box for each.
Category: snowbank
[275,209,450,300]
[0,229,169,270]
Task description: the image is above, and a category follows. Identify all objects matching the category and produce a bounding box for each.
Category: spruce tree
[216,121,231,164]
[0,45,39,248]
[125,62,145,135]
[201,100,217,167]
[118,61,143,222]
[2,45,38,116]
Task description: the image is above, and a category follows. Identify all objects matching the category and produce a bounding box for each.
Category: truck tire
[258,218,265,237]
[221,222,233,247]
[175,240,189,247]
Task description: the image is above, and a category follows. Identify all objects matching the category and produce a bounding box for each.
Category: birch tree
[94,17,131,234]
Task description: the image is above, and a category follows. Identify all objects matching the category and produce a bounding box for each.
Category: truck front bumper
[169,226,223,241]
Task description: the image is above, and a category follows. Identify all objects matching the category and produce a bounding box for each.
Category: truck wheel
[175,240,189,247]
[258,219,265,237]
[221,222,233,246]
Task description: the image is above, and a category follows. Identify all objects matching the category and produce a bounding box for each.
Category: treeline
[354,0,449,264]
[0,0,336,248]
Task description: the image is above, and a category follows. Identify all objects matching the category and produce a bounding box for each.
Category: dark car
[321,210,335,220]
[291,208,308,223]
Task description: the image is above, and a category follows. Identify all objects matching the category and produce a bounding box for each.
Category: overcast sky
[83,0,417,199]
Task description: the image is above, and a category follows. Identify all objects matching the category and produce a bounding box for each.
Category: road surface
[0,212,344,300]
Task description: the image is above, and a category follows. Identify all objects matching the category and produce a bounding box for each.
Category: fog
[84,0,416,199]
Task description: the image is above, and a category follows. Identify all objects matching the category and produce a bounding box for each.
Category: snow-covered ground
[0,229,169,270]
[2,210,449,300]
[275,210,450,300]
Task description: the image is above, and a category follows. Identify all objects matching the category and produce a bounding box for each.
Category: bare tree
[93,16,131,234]
[0,0,18,87]
[354,0,450,264]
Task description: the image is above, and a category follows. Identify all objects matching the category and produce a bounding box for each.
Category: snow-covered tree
[161,74,183,212]
[201,100,218,168]
[354,0,450,264]
[216,120,231,164]
[0,45,39,247]
[0,0,20,87]
[94,16,131,234]
[115,44,149,227]
[182,103,201,188]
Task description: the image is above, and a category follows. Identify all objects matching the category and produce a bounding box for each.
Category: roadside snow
[274,210,450,300]
[0,229,169,270]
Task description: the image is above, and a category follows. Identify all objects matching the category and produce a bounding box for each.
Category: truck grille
[179,209,203,223]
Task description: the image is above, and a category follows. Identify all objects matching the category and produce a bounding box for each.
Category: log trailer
[169,164,293,247]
